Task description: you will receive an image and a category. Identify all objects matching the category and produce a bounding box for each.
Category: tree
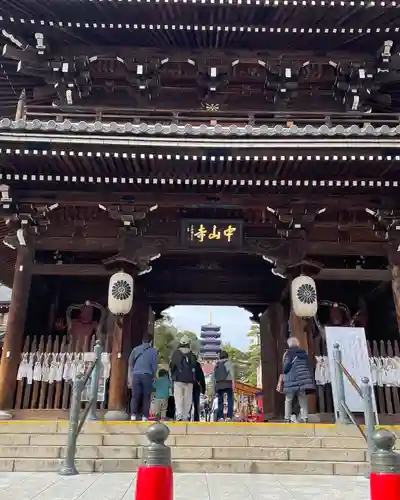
[246,322,261,386]
[222,342,249,381]
[153,314,200,364]
[154,314,177,365]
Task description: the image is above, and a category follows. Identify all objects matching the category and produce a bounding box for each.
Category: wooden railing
[23,106,400,127]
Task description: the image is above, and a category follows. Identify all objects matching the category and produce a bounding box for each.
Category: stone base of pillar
[0,411,13,420]
[307,413,321,423]
[103,410,129,421]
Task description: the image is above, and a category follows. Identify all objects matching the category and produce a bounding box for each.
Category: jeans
[192,384,201,422]
[217,387,233,420]
[284,391,308,420]
[131,373,153,418]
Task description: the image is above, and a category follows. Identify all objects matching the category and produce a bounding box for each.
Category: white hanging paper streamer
[315,355,400,387]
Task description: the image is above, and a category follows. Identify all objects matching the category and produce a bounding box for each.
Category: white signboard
[325,326,378,422]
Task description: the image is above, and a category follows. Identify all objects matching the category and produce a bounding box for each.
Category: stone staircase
[0,421,381,475]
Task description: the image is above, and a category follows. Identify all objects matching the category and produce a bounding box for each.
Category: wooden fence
[313,337,400,416]
[13,333,111,411]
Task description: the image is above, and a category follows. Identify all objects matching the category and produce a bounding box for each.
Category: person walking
[282,336,315,423]
[212,350,235,421]
[192,357,206,421]
[211,394,219,421]
[170,335,197,421]
[152,368,171,421]
[128,334,158,421]
[203,395,211,422]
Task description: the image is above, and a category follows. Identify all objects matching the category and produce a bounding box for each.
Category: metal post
[142,422,172,467]
[332,343,350,424]
[370,428,400,500]
[361,376,376,460]
[59,374,84,476]
[135,423,173,500]
[87,341,102,421]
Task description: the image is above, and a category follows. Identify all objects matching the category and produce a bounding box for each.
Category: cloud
[166,305,252,350]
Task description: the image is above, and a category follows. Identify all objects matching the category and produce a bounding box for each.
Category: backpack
[214,361,229,382]
[174,352,195,383]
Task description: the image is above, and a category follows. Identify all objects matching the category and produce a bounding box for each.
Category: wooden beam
[53,46,373,63]
[34,236,389,257]
[316,268,391,281]
[147,292,268,306]
[32,264,112,276]
[14,189,398,211]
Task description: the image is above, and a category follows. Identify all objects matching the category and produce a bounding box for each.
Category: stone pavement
[0,472,369,500]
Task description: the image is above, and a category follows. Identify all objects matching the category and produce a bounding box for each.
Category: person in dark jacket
[169,336,197,421]
[192,357,206,421]
[212,350,235,421]
[128,334,158,421]
[282,336,315,423]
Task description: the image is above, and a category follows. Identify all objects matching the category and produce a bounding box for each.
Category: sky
[167,305,252,350]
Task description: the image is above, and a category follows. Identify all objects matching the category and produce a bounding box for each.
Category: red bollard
[135,423,173,500]
[370,429,400,500]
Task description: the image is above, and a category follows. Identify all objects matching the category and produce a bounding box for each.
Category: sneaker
[283,418,291,423]
[142,417,148,422]
[290,414,298,423]
[130,415,137,421]
[299,418,309,423]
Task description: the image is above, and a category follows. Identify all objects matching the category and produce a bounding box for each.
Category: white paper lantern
[108,271,134,315]
[291,275,318,318]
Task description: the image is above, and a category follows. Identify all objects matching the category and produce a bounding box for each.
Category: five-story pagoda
[200,314,222,361]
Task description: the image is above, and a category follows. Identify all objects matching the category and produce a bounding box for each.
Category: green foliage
[154,314,200,365]
[221,342,249,381]
[246,322,261,386]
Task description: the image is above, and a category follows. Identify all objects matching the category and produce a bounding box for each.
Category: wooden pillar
[130,299,151,347]
[104,313,132,420]
[289,293,317,414]
[104,296,151,421]
[0,245,34,415]
[390,262,400,334]
[260,303,285,420]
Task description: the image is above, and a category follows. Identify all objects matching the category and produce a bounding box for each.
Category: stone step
[0,420,390,438]
[0,445,368,462]
[0,421,379,475]
[0,457,368,475]
[0,433,368,449]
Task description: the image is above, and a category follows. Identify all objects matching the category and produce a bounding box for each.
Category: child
[152,369,171,421]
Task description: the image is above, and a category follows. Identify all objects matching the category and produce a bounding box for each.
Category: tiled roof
[1,119,400,137]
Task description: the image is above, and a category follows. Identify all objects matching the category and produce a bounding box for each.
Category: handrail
[59,341,102,476]
[332,343,376,465]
